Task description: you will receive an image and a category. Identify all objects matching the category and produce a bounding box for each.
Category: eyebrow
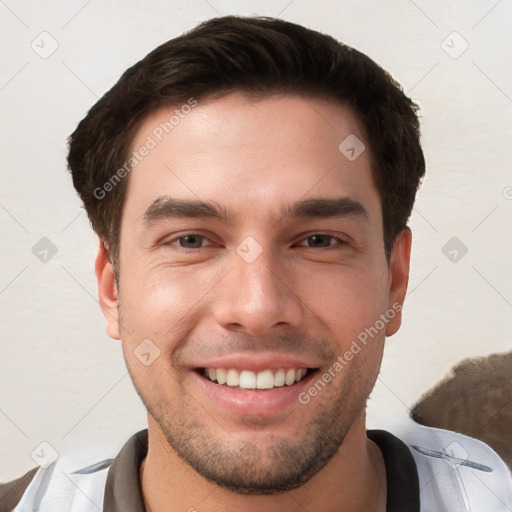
[142,195,369,227]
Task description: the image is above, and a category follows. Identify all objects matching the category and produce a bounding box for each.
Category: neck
[140,412,387,512]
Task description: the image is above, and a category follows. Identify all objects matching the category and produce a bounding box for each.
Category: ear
[95,239,121,340]
[385,227,412,337]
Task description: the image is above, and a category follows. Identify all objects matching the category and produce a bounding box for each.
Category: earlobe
[385,228,412,337]
[95,240,121,340]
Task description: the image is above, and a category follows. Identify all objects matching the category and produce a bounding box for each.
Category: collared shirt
[2,429,420,512]
[5,423,512,511]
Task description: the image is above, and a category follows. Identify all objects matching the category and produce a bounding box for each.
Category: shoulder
[1,445,116,512]
[397,420,512,511]
[0,467,39,512]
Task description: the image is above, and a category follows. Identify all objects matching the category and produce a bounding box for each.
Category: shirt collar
[367,429,421,511]
[103,428,148,512]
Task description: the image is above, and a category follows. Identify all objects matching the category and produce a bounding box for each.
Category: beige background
[0,0,511,481]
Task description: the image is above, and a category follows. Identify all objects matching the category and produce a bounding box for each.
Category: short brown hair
[67,15,425,275]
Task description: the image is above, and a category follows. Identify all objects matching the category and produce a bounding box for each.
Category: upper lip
[191,353,323,372]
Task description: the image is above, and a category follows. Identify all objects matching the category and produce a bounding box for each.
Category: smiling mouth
[195,367,320,390]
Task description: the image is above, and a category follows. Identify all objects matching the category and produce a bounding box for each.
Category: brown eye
[176,234,206,249]
[298,234,346,248]
[162,233,213,250]
[305,235,334,247]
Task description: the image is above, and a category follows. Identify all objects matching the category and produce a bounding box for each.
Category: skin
[96,92,412,512]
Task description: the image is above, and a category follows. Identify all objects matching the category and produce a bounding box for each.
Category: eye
[166,233,213,249]
[297,234,347,248]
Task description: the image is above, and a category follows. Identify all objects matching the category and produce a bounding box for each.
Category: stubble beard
[129,361,372,495]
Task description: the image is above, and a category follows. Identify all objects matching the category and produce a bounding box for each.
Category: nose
[212,244,304,336]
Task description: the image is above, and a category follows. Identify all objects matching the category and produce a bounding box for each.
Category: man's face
[97,92,410,494]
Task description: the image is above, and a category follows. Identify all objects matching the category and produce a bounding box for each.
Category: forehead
[123,92,380,228]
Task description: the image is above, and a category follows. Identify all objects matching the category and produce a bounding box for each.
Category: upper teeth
[204,368,308,389]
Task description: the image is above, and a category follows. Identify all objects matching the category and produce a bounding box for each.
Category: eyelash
[162,232,348,251]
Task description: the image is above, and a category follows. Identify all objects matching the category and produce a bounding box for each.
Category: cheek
[304,263,389,344]
[117,261,217,347]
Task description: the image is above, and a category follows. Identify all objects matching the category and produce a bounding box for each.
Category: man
[2,15,511,512]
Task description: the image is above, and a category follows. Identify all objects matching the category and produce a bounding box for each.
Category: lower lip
[192,370,318,416]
